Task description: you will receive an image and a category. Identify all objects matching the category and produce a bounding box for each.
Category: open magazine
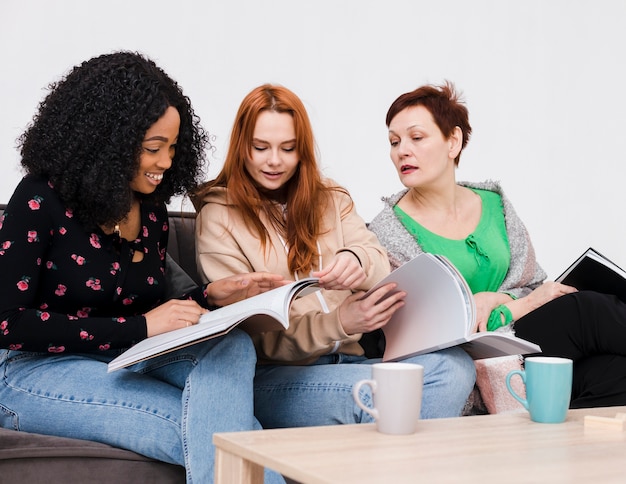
[364,253,541,361]
[108,278,320,372]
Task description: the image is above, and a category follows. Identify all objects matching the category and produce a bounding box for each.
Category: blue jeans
[0,329,284,484]
[254,347,475,428]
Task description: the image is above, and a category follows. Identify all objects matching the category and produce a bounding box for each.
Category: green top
[394,188,513,330]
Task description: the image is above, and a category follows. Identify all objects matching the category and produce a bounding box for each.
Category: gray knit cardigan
[368,180,546,301]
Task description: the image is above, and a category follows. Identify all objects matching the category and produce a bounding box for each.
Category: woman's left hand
[206,272,289,307]
[312,251,367,290]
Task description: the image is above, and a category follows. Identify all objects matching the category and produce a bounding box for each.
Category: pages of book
[362,253,540,361]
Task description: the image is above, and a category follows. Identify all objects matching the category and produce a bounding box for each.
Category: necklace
[111,198,140,239]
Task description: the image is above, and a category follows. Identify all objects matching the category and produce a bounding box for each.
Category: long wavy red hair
[193,84,346,275]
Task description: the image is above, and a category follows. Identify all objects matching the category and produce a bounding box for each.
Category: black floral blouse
[0,176,204,354]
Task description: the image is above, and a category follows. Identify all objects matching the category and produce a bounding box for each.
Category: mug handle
[352,379,378,420]
[506,369,529,410]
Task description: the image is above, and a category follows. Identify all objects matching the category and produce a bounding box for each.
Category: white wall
[2,0,625,278]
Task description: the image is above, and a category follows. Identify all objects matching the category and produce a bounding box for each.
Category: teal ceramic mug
[506,356,573,423]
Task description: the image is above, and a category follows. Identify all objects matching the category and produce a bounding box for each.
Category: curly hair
[18,51,209,230]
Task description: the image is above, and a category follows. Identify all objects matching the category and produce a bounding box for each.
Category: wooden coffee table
[214,406,626,483]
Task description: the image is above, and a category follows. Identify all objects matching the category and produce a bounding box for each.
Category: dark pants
[514,291,626,408]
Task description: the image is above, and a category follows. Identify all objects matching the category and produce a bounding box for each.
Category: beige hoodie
[195,183,390,365]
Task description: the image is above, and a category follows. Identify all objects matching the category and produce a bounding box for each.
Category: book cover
[556,247,626,303]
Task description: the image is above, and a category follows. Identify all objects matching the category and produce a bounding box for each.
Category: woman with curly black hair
[0,51,285,484]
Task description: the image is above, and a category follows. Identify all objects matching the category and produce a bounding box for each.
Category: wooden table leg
[214,447,265,484]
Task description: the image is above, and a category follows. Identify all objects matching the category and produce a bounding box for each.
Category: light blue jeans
[0,329,284,484]
[254,347,475,428]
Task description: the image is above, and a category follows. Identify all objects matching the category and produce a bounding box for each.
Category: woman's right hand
[338,282,406,335]
[144,299,208,337]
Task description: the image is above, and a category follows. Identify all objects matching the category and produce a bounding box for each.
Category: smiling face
[245,110,299,194]
[130,106,180,195]
[388,105,460,189]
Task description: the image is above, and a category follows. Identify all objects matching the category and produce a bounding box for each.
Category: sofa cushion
[167,210,201,285]
[0,427,185,483]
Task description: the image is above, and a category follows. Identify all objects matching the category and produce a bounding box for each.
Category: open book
[555,247,626,303]
[108,278,320,372]
[367,253,541,361]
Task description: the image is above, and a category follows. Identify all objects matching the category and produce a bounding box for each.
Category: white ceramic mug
[352,362,423,435]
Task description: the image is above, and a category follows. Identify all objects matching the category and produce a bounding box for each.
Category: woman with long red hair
[192,84,475,427]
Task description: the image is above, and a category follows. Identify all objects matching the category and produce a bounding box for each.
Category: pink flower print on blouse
[99,343,111,351]
[47,345,65,353]
[36,257,42,266]
[37,311,51,321]
[146,276,158,286]
[110,261,120,275]
[27,230,39,243]
[77,308,91,318]
[65,208,73,218]
[16,276,30,291]
[162,222,168,232]
[115,317,126,323]
[149,212,157,222]
[79,329,94,341]
[55,284,67,296]
[46,261,58,270]
[89,233,101,249]
[9,344,22,350]
[71,254,86,265]
[58,226,67,235]
[0,213,4,229]
[0,240,12,255]
[28,196,43,211]
[1,320,8,336]
[122,295,136,306]
[142,226,149,238]
[86,278,103,291]
[116,287,122,296]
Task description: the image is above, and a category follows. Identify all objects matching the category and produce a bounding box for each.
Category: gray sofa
[0,206,200,483]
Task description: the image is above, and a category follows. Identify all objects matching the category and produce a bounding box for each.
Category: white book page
[368,253,472,361]
[108,278,319,371]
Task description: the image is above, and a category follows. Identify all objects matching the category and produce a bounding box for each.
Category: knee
[226,329,255,355]
[446,348,476,385]
[418,347,476,388]
[449,348,476,380]
[202,328,256,364]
